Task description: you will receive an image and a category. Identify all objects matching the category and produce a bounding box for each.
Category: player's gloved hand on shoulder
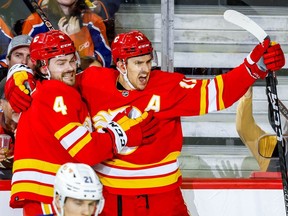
[104,109,159,154]
[4,64,35,113]
[244,37,270,79]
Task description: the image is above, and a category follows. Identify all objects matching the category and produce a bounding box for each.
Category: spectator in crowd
[89,0,120,20]
[5,30,285,215]
[53,162,105,216]
[236,86,288,172]
[0,78,14,179]
[0,35,33,179]
[5,34,34,70]
[12,19,25,35]
[23,0,112,69]
[88,0,121,44]
[8,30,157,215]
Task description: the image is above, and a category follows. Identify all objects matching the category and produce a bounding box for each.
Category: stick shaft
[266,72,288,214]
[23,0,54,30]
[224,9,288,215]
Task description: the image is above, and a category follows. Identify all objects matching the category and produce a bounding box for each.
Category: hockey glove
[263,42,285,71]
[105,110,159,154]
[244,37,270,79]
[4,64,35,113]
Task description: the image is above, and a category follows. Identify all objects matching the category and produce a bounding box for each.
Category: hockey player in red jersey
[5,30,285,216]
[8,30,158,216]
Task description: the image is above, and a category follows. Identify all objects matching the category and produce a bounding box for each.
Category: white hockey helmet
[53,163,105,216]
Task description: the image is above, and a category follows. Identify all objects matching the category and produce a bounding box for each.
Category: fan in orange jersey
[5,30,285,215]
[7,30,157,216]
[87,0,121,44]
[22,0,111,69]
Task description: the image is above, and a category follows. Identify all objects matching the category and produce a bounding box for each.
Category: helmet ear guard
[95,198,105,215]
[151,49,158,69]
[76,51,81,66]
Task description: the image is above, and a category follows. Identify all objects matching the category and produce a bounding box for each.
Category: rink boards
[0,175,286,216]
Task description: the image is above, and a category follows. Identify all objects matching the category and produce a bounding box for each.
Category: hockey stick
[223,10,268,41]
[224,9,288,215]
[23,0,54,31]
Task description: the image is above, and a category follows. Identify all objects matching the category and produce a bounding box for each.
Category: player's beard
[61,71,76,86]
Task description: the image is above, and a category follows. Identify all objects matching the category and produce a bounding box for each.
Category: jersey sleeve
[33,81,113,165]
[154,63,257,118]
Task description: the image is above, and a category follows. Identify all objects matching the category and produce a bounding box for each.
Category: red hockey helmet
[30,30,76,66]
[111,30,153,64]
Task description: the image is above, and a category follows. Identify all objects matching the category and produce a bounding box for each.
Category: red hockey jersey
[77,63,256,195]
[10,80,114,208]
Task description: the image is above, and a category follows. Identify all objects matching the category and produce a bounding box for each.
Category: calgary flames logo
[92,106,142,155]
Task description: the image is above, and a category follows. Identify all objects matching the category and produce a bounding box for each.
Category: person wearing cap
[6,34,34,70]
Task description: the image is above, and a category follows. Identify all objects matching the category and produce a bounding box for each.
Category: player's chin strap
[52,199,64,216]
[116,60,136,90]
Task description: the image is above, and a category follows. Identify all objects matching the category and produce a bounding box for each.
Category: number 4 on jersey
[53,96,68,115]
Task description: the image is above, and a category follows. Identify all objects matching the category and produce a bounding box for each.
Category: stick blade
[224,9,268,42]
